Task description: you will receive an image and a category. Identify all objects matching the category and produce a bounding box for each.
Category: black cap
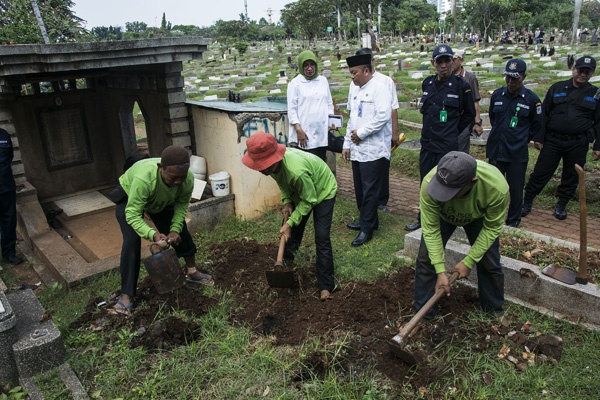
[426,151,477,202]
[432,44,454,61]
[575,56,596,70]
[346,54,372,68]
[503,59,527,78]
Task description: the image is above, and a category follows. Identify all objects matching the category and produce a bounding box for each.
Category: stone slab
[401,228,600,326]
[53,191,115,220]
[7,290,66,378]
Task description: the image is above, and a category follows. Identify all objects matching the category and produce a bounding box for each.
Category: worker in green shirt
[415,151,509,319]
[113,146,213,316]
[242,132,337,300]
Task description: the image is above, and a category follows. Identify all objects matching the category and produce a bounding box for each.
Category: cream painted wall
[191,106,289,219]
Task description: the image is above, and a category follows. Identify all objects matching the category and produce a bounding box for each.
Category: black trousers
[378,158,391,207]
[116,201,196,297]
[0,190,17,259]
[524,135,589,202]
[299,146,327,162]
[414,217,504,318]
[352,158,387,234]
[490,160,527,226]
[415,149,448,221]
[284,197,336,291]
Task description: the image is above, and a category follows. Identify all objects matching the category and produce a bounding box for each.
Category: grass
[3,197,592,398]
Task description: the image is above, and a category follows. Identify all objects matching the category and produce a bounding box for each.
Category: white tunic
[344,77,393,162]
[287,74,334,149]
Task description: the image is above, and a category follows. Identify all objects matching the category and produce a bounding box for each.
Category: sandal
[113,300,134,316]
[187,272,214,286]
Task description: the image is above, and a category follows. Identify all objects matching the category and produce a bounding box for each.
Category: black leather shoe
[346,221,361,231]
[521,202,533,217]
[351,231,372,246]
[554,202,567,220]
[4,255,23,265]
[404,221,421,231]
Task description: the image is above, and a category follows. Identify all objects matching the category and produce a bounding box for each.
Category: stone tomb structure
[0,38,222,286]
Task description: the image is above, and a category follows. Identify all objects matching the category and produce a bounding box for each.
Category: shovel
[541,164,588,285]
[388,270,460,365]
[265,220,299,288]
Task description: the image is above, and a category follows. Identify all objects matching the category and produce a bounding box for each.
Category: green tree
[125,21,148,33]
[387,0,437,37]
[91,25,122,41]
[0,0,87,44]
[464,0,509,46]
[280,0,334,43]
[233,41,249,55]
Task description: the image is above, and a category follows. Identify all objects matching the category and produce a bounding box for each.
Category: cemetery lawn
[14,198,595,399]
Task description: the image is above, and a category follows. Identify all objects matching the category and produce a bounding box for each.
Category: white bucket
[209,171,230,197]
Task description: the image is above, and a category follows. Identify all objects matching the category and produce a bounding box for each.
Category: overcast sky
[71,0,291,29]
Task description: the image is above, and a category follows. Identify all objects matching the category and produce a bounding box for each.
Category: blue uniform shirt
[0,128,16,194]
[487,86,543,162]
[419,74,476,154]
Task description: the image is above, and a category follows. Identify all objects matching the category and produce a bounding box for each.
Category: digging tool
[541,164,588,285]
[265,219,299,289]
[388,270,460,365]
[142,241,187,294]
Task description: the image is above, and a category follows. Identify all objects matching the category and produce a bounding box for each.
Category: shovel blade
[387,335,418,366]
[265,270,299,288]
[542,264,577,285]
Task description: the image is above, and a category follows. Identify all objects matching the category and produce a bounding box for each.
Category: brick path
[336,165,600,249]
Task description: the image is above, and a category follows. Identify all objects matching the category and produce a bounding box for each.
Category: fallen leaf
[419,387,428,395]
[482,372,493,385]
[523,251,532,259]
[262,386,270,397]
[517,363,528,371]
[522,321,532,331]
[498,343,510,358]
[531,248,544,256]
[507,355,519,364]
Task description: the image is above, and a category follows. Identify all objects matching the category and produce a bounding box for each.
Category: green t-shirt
[119,158,193,241]
[271,148,337,227]
[420,160,509,273]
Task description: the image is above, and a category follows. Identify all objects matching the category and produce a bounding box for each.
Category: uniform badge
[536,103,542,114]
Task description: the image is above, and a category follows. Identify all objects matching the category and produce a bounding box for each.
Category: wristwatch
[474,120,483,126]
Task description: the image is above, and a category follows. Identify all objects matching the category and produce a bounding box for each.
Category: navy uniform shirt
[0,128,16,194]
[536,79,600,150]
[487,86,543,162]
[419,73,476,154]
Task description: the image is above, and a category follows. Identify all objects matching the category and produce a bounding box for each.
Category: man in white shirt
[354,48,400,212]
[342,54,392,246]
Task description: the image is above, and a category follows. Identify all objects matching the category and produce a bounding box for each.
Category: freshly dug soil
[500,236,600,283]
[72,239,564,392]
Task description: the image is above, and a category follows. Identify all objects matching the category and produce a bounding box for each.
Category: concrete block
[7,290,66,377]
[187,193,235,233]
[0,291,19,387]
[401,228,600,326]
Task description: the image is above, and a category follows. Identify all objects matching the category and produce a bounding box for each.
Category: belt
[548,132,587,140]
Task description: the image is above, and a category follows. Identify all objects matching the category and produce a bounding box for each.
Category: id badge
[440,110,447,123]
[509,116,518,128]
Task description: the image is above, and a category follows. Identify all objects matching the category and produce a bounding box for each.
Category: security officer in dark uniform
[522,56,600,220]
[0,128,23,265]
[405,44,476,231]
[487,59,543,227]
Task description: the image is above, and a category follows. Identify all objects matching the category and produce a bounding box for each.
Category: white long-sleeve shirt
[344,77,392,162]
[287,75,334,149]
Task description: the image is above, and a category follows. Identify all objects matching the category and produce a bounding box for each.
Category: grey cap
[426,151,477,202]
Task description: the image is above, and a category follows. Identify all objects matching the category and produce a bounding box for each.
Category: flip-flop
[186,272,214,286]
[113,300,134,316]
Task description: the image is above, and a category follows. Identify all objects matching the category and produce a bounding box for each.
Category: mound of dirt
[71,239,563,390]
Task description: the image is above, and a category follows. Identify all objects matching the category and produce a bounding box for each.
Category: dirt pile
[71,239,563,389]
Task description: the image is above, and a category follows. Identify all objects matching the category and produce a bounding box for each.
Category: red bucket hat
[242,132,286,171]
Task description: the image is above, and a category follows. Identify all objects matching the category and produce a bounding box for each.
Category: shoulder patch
[536,103,542,114]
